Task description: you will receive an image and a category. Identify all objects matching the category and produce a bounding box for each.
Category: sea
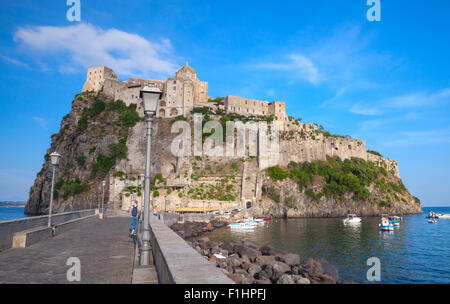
[0,203,28,221]
[203,206,450,284]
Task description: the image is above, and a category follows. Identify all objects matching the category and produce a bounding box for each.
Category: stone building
[82,66,118,92]
[82,62,209,118]
[224,95,288,121]
[81,63,289,120]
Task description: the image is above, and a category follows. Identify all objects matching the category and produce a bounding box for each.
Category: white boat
[437,214,450,219]
[239,217,265,225]
[389,216,401,226]
[428,219,438,224]
[228,222,255,230]
[343,214,362,225]
[379,217,394,231]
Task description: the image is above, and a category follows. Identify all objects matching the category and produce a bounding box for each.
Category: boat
[388,216,401,226]
[428,219,438,224]
[379,217,394,231]
[263,218,272,221]
[239,217,265,225]
[426,211,450,219]
[343,214,362,225]
[228,222,255,230]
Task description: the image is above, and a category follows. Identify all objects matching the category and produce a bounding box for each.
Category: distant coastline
[0,201,26,208]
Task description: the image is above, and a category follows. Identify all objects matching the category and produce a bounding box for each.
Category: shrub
[76,155,86,167]
[169,115,187,125]
[153,190,160,197]
[113,171,125,177]
[63,178,90,199]
[367,150,383,157]
[305,189,324,202]
[262,185,280,203]
[267,166,289,180]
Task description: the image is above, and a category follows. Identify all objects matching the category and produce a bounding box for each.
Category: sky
[0,0,449,206]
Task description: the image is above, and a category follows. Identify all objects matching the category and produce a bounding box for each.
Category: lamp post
[140,83,162,265]
[139,173,145,210]
[101,180,106,214]
[48,152,61,227]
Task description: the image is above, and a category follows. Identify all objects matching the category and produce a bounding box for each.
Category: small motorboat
[343,214,362,225]
[263,218,272,221]
[428,219,438,224]
[228,222,255,230]
[379,217,394,231]
[389,216,401,226]
[437,214,450,219]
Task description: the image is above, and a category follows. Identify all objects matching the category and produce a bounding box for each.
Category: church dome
[175,62,197,80]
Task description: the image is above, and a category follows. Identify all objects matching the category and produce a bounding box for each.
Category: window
[173,86,176,90]
[174,80,176,84]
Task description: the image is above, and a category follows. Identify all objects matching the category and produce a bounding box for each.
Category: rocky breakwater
[170,220,228,239]
[171,222,342,284]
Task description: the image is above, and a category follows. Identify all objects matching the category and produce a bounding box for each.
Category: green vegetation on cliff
[266,157,415,208]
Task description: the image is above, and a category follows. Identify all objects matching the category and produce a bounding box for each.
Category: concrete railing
[0,209,96,251]
[149,215,234,284]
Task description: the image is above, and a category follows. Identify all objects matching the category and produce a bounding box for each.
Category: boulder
[229,273,243,284]
[280,253,300,266]
[248,265,262,278]
[318,258,339,282]
[272,261,291,277]
[254,278,272,284]
[229,256,242,268]
[256,270,271,281]
[295,276,311,284]
[233,244,261,259]
[277,274,311,284]
[241,261,251,271]
[219,241,234,253]
[259,245,287,256]
[255,255,277,266]
[208,255,217,263]
[277,274,296,284]
[303,258,323,278]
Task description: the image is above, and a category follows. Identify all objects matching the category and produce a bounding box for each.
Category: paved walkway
[0,216,137,283]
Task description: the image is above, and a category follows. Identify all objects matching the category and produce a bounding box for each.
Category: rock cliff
[25,91,422,217]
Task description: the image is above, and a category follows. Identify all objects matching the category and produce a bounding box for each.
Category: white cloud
[250,54,320,85]
[0,54,31,69]
[32,117,47,129]
[385,89,450,109]
[349,103,382,116]
[14,23,178,78]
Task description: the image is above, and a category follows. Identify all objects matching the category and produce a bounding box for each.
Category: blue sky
[0,1,449,206]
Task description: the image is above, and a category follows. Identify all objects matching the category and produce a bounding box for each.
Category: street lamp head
[102,180,106,187]
[140,83,162,114]
[50,152,61,166]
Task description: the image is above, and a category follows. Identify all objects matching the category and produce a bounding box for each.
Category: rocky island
[25,63,422,217]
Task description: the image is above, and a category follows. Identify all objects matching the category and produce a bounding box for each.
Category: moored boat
[228,222,255,230]
[379,217,394,231]
[389,216,401,226]
[343,214,362,225]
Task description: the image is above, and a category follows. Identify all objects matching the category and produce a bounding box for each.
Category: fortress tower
[81,62,288,121]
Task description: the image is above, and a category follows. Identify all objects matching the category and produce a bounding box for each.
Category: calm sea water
[0,206,28,221]
[204,207,450,284]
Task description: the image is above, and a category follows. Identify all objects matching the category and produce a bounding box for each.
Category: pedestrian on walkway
[128,200,140,236]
